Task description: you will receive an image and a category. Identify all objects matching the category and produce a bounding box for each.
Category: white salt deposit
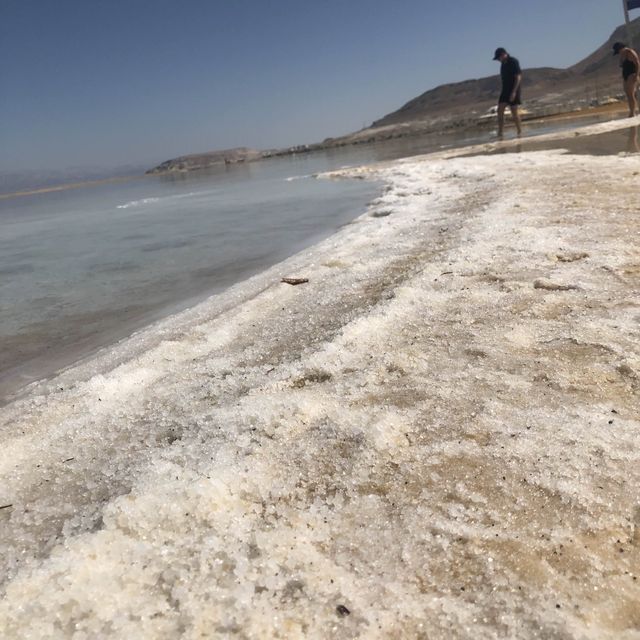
[1,118,639,638]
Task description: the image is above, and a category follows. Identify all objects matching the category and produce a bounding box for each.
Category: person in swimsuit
[613,42,639,117]
[493,47,523,138]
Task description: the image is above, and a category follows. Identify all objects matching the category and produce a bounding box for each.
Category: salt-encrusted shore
[1,119,639,639]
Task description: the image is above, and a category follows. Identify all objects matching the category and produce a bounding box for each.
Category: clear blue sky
[0,0,630,172]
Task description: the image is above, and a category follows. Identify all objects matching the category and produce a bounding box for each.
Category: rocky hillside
[373,18,640,128]
[147,147,262,175]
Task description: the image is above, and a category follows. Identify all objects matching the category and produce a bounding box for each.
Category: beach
[1,118,639,638]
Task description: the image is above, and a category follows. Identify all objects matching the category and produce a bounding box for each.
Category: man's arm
[510,73,522,101]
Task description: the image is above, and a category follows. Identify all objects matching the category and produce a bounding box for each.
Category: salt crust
[0,118,639,639]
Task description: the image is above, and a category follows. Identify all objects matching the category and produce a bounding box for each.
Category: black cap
[493,47,507,60]
[613,42,625,56]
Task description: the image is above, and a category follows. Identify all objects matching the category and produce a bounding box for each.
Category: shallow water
[488,123,640,156]
[0,160,381,401]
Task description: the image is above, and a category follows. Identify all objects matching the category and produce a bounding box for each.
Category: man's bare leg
[497,103,506,138]
[624,75,638,117]
[510,105,522,136]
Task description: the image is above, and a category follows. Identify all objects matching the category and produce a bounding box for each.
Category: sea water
[0,155,380,401]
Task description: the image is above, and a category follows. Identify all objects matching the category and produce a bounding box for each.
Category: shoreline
[1,118,639,637]
[1,102,630,200]
[2,115,637,407]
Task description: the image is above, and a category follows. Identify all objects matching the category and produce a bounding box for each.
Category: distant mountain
[146,147,262,175]
[372,18,640,128]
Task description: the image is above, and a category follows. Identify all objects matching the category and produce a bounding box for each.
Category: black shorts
[622,60,638,81]
[499,88,521,105]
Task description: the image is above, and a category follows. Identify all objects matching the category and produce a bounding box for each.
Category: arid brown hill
[373,18,640,127]
[147,147,262,175]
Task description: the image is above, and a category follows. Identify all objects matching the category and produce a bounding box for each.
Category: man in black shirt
[493,47,523,137]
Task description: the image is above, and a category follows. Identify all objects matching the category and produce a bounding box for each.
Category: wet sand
[491,123,640,156]
[0,117,639,639]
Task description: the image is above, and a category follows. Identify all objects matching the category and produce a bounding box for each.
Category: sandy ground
[0,118,639,639]
[522,101,629,124]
